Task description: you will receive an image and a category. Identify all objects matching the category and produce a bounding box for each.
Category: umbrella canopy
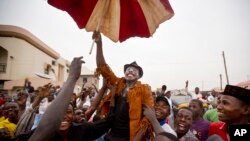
[48,0,174,42]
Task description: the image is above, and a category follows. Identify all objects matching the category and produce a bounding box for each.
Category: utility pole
[220,74,222,90]
[222,51,229,84]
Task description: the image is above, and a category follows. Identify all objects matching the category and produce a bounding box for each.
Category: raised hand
[37,83,53,99]
[80,91,89,101]
[185,80,189,88]
[68,56,85,80]
[92,83,98,93]
[92,31,102,45]
[31,83,52,109]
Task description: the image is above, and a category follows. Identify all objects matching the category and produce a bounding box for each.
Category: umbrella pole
[89,0,110,55]
[89,40,95,54]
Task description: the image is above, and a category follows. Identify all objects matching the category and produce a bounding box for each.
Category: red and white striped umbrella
[48,0,174,42]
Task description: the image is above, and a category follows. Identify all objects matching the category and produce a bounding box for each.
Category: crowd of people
[0,32,249,141]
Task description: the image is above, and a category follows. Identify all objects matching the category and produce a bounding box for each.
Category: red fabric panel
[48,0,98,28]
[208,122,229,141]
[119,0,150,42]
[160,0,174,14]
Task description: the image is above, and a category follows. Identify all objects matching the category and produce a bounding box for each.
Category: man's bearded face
[124,66,140,81]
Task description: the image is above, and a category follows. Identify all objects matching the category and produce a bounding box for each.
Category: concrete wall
[0,37,66,80]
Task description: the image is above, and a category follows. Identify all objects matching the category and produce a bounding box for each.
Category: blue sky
[0,0,249,91]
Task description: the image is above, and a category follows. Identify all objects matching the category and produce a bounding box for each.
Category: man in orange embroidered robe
[93,31,154,141]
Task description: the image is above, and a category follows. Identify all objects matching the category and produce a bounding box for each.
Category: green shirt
[203,109,219,122]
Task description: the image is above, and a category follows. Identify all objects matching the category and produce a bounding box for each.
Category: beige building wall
[0,25,98,95]
[0,25,69,93]
[0,37,60,80]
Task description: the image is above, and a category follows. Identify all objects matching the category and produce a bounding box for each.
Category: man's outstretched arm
[93,31,106,67]
[29,57,84,141]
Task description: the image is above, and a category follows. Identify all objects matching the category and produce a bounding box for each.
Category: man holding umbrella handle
[93,31,154,141]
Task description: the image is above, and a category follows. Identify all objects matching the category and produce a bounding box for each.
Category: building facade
[0,25,98,95]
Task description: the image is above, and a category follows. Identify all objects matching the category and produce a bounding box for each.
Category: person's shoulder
[208,122,227,138]
[197,119,211,126]
[141,84,151,88]
[161,123,173,130]
[135,81,151,89]
[138,82,150,88]
[204,108,217,115]
[185,137,199,141]
[198,119,211,129]
[210,121,224,125]
[204,120,211,126]
[185,130,199,141]
[162,123,177,136]
[209,122,224,129]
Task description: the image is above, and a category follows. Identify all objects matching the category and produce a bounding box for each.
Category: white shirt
[161,123,177,137]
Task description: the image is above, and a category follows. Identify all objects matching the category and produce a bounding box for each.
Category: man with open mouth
[93,31,154,141]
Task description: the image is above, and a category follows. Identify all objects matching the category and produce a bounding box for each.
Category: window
[0,46,8,73]
[52,60,56,66]
[83,77,87,83]
[0,63,6,72]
